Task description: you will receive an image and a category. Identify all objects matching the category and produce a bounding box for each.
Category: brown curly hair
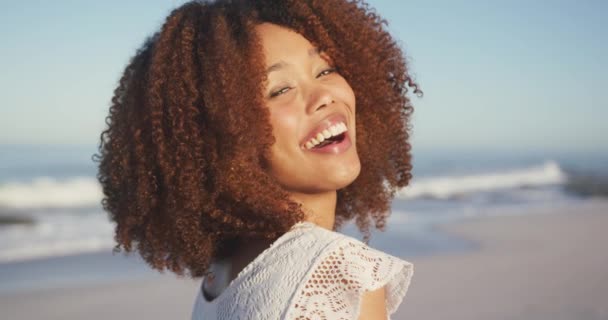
[94,0,421,278]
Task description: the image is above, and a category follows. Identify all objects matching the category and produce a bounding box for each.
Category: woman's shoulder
[284,223,415,319]
[303,222,414,287]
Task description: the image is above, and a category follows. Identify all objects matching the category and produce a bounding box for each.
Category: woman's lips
[306,130,352,155]
[300,114,348,148]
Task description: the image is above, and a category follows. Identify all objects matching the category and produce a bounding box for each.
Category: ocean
[0,144,606,292]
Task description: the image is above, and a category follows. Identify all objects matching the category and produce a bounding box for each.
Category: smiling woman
[93,0,420,319]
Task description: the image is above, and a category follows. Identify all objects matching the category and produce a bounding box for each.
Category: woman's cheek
[270,106,299,144]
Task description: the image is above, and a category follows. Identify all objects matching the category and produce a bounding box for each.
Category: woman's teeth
[304,122,347,150]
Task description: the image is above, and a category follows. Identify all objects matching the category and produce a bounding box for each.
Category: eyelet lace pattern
[285,239,413,319]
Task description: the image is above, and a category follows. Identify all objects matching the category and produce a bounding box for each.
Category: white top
[191,221,414,320]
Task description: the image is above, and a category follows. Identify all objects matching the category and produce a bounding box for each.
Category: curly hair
[93,0,421,278]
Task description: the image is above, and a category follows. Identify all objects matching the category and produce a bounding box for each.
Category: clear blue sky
[1,0,606,153]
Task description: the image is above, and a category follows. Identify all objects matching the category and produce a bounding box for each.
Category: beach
[1,199,607,319]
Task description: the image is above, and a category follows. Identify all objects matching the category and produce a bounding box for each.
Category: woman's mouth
[300,115,353,155]
[303,121,347,150]
[305,130,352,155]
[311,132,346,149]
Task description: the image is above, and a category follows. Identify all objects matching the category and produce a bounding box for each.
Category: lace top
[191,221,414,320]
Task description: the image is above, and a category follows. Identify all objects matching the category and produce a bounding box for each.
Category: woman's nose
[305,84,335,114]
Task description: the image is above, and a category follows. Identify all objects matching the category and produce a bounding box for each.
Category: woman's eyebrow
[266,61,287,74]
[266,47,322,74]
[309,47,321,57]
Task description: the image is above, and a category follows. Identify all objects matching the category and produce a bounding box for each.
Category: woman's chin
[324,158,361,190]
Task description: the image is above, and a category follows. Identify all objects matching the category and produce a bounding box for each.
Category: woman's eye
[268,68,336,98]
[317,68,337,78]
[270,87,291,98]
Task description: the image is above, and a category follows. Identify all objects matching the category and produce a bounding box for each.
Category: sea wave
[0,234,113,264]
[0,162,573,209]
[397,160,568,200]
[0,176,102,209]
[0,211,114,263]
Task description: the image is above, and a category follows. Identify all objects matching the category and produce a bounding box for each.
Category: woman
[95,0,421,318]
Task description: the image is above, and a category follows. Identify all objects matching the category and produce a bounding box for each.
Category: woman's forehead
[255,23,318,67]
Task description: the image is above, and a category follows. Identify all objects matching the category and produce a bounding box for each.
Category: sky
[0,0,606,154]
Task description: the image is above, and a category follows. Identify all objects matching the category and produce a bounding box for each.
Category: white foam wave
[0,235,114,264]
[398,161,567,200]
[0,177,102,209]
[0,211,114,263]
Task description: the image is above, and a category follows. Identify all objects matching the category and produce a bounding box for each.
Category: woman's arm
[358,286,388,320]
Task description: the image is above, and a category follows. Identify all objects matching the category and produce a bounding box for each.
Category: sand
[0,274,200,319]
[394,199,608,320]
[1,200,607,320]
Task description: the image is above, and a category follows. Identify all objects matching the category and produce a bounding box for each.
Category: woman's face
[256,23,361,197]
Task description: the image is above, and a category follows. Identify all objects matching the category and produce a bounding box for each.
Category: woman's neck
[228,191,337,281]
[289,190,337,230]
